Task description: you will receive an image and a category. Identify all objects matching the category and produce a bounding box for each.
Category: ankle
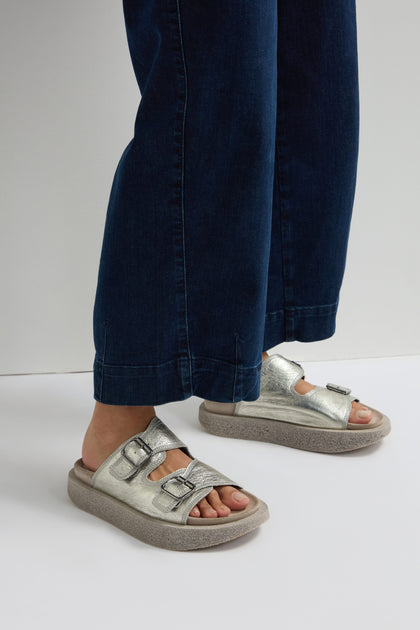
[91,402,156,435]
[82,402,156,471]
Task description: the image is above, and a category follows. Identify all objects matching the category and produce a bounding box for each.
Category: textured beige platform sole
[198,403,392,453]
[67,469,269,551]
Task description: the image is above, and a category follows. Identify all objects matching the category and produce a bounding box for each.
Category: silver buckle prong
[290,360,302,368]
[161,475,196,506]
[326,383,351,396]
[121,437,152,467]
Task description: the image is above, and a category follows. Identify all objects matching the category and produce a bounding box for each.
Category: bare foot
[262,352,373,424]
[82,402,249,518]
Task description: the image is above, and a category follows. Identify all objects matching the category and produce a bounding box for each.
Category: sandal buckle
[121,437,153,468]
[290,359,302,368]
[161,475,196,506]
[326,383,351,396]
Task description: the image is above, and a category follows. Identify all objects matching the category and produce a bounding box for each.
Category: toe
[197,497,218,518]
[218,486,250,510]
[350,402,373,424]
[206,488,231,517]
[189,506,200,517]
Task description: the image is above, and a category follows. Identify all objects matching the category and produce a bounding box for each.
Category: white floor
[1,356,419,630]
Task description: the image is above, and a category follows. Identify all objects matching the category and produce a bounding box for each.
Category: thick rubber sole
[198,403,392,453]
[67,469,269,551]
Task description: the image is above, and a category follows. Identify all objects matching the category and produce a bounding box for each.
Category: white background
[1,3,419,630]
[1,1,419,375]
[1,357,419,630]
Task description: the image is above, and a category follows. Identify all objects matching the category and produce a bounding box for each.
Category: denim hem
[263,301,338,350]
[93,301,338,406]
[93,355,262,406]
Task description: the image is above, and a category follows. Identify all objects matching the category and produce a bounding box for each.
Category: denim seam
[94,355,262,372]
[232,333,239,401]
[266,301,339,316]
[267,312,337,321]
[100,320,108,400]
[274,38,294,338]
[175,1,193,390]
[94,356,182,369]
[168,0,193,395]
[273,151,286,336]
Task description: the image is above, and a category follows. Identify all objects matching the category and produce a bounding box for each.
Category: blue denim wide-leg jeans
[93,1,359,405]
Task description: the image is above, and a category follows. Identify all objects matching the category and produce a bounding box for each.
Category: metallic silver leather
[92,416,239,524]
[234,354,353,429]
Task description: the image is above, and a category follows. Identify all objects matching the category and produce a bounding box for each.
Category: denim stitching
[275,123,294,334]
[275,9,294,336]
[266,301,339,317]
[100,320,108,401]
[175,0,193,392]
[232,333,239,402]
[95,355,262,371]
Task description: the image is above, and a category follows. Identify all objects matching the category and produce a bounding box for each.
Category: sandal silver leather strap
[235,354,355,429]
[108,417,187,481]
[91,416,239,524]
[153,458,239,513]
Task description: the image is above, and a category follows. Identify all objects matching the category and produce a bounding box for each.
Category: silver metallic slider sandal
[67,416,269,551]
[198,354,391,453]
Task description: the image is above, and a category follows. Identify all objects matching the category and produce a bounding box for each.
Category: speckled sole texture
[198,403,392,453]
[67,467,269,551]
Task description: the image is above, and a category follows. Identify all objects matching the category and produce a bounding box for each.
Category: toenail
[233,491,247,502]
[191,507,200,516]
[357,409,372,419]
